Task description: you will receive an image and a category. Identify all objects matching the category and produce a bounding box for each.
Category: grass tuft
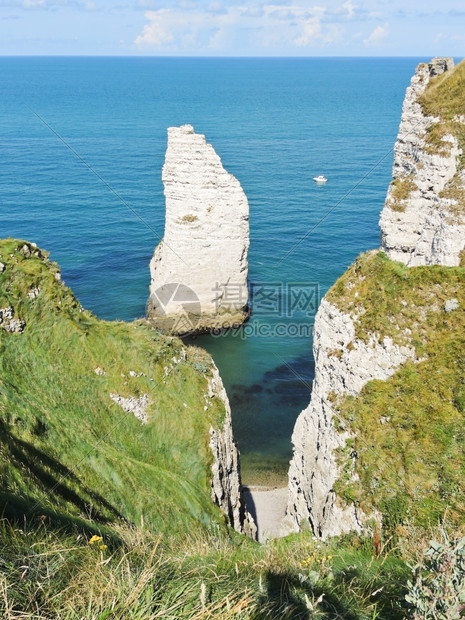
[0,518,413,619]
[388,176,418,212]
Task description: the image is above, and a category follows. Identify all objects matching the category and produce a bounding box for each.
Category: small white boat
[313,175,327,184]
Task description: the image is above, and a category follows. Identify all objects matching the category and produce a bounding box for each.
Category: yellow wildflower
[89,535,103,545]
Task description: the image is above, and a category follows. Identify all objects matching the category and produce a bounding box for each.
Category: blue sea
[0,57,422,484]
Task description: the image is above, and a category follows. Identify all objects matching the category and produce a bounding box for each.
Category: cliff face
[287,58,465,539]
[287,250,465,539]
[148,125,250,335]
[208,364,257,539]
[380,58,465,266]
[286,294,417,538]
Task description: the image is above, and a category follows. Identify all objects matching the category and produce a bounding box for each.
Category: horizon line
[0,54,450,59]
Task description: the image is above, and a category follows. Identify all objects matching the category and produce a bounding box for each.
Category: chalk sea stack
[147,125,250,335]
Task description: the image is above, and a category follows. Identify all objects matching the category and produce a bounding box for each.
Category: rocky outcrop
[379,58,465,266]
[286,298,417,539]
[110,393,149,424]
[0,306,25,333]
[208,363,257,539]
[1,238,257,539]
[148,125,250,335]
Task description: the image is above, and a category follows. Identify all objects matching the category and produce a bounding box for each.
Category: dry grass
[439,172,465,217]
[419,59,465,165]
[419,60,465,121]
[387,176,418,212]
[0,518,413,619]
[180,214,199,223]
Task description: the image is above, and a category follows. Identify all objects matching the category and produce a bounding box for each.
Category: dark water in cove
[0,56,421,483]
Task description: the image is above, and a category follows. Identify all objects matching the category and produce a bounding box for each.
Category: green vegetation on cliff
[387,176,418,213]
[0,238,226,537]
[328,251,465,536]
[419,59,465,166]
[420,59,465,121]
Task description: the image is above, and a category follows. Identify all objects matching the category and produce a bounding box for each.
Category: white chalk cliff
[148,125,250,334]
[379,57,465,266]
[208,363,257,539]
[286,58,465,539]
[286,296,417,539]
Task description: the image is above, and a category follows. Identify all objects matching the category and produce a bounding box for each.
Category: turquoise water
[0,57,420,483]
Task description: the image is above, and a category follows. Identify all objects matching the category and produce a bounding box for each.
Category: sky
[0,0,464,57]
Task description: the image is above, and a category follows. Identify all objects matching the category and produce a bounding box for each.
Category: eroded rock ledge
[147,125,250,335]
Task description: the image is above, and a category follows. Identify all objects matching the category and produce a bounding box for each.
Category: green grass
[327,250,465,348]
[439,172,465,217]
[419,59,465,121]
[327,251,465,536]
[0,239,228,538]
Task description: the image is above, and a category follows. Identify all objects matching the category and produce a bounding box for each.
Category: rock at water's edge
[147,125,250,335]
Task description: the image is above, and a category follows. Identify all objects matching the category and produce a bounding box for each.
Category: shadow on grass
[0,418,129,532]
[0,492,124,546]
[253,570,311,618]
[248,562,407,619]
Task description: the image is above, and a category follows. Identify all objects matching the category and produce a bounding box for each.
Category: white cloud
[134,3,333,51]
[342,0,354,18]
[293,15,322,46]
[363,23,389,45]
[23,0,46,6]
[134,9,175,48]
[133,3,396,53]
[321,23,343,44]
[19,0,99,8]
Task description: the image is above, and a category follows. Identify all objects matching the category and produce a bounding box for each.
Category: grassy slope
[327,251,465,535]
[0,239,415,619]
[0,238,227,537]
